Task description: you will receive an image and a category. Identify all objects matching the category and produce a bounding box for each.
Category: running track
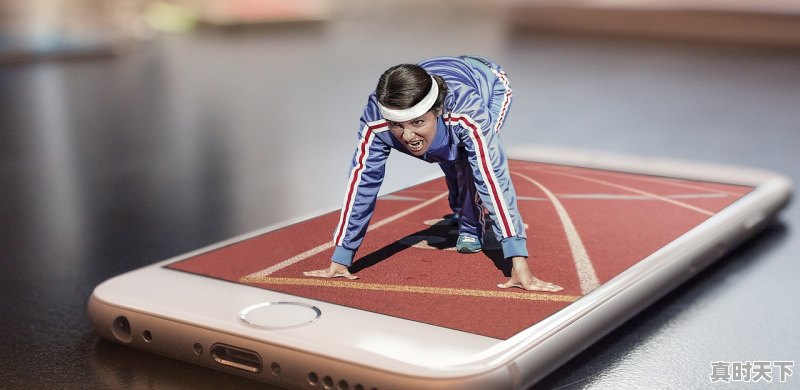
[169,160,751,339]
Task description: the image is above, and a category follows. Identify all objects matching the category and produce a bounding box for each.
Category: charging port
[210,343,263,373]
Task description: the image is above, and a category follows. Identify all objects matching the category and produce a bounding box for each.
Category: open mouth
[407,139,424,151]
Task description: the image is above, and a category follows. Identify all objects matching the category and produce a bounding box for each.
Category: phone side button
[742,212,767,231]
[689,243,727,274]
[239,302,322,329]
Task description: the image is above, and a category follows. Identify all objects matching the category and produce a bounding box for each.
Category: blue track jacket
[331,56,527,266]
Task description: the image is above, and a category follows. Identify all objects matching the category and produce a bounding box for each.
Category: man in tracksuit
[304,56,562,292]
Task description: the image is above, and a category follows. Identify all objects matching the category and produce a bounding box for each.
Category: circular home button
[239,302,321,329]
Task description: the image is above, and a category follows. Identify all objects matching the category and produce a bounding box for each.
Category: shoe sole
[457,247,482,254]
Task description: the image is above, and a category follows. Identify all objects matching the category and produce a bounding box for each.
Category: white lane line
[243,191,450,279]
[542,171,715,216]
[583,169,746,197]
[512,172,601,295]
[641,177,745,197]
[522,163,743,198]
[517,193,729,201]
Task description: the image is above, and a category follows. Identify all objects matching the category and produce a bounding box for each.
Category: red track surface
[169,160,750,339]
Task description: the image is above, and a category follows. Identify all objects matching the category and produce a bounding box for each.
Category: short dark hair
[376,64,447,113]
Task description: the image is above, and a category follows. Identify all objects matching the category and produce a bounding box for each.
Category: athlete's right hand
[303,262,358,280]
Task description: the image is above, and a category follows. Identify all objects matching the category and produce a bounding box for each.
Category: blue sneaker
[456,234,482,254]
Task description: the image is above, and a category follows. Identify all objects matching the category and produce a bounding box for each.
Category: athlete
[304,56,562,292]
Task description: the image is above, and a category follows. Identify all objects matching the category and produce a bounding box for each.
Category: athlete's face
[387,110,440,156]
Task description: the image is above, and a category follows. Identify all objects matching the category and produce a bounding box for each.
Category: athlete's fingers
[302,269,359,280]
[498,278,563,292]
[533,283,563,292]
[523,279,563,292]
[303,269,334,278]
[531,277,564,292]
[332,272,359,280]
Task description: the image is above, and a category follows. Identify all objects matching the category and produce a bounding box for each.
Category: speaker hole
[308,372,319,385]
[323,376,333,389]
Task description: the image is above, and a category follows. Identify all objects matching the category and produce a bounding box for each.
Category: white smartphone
[87,145,791,389]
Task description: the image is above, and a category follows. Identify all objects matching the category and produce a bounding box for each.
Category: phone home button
[239,302,321,329]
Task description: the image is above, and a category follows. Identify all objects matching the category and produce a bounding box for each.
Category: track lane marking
[573,168,746,197]
[637,177,746,197]
[239,276,580,303]
[512,172,601,295]
[542,170,715,216]
[517,193,729,201]
[514,163,745,198]
[243,191,450,279]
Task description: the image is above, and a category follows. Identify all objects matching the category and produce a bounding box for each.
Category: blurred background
[3,0,800,62]
[1,1,799,389]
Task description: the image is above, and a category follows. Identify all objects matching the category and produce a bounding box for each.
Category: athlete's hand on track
[498,257,563,292]
[303,262,358,280]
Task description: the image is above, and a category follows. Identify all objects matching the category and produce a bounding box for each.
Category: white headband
[377,76,439,122]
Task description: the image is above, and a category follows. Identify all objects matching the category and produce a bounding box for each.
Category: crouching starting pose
[304,56,562,292]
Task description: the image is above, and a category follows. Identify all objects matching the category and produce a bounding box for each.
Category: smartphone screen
[166,160,752,340]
